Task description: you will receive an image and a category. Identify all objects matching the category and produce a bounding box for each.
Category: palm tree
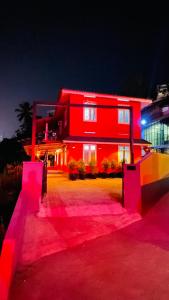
[15,102,32,138]
[15,102,32,122]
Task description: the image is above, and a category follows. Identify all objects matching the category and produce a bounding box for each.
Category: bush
[101,159,111,173]
[89,160,97,173]
[87,160,97,179]
[77,159,85,173]
[68,160,78,180]
[77,160,86,179]
[111,159,117,170]
[68,159,77,171]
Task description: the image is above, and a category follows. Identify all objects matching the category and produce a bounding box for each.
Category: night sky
[1,3,169,137]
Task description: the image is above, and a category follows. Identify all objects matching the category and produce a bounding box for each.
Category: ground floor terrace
[24,140,144,171]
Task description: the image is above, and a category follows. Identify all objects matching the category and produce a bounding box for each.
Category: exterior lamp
[141,119,147,125]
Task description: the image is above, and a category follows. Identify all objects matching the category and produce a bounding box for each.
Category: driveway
[16,172,140,268]
[44,172,123,212]
[10,190,169,300]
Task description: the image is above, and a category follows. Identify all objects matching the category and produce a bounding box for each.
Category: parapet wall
[140,153,169,214]
[0,192,27,300]
[0,162,43,300]
[140,153,169,186]
[123,153,169,214]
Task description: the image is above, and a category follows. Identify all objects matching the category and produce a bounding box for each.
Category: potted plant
[77,159,86,180]
[88,160,97,179]
[110,159,117,178]
[68,159,78,180]
[101,159,111,178]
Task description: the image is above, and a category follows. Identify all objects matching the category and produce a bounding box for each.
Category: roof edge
[59,88,152,104]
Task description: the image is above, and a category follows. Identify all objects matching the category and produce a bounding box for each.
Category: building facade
[25,89,151,170]
[142,84,169,153]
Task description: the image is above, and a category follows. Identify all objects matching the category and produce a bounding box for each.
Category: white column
[56,151,59,165]
[45,122,48,141]
[61,151,63,166]
[64,147,67,165]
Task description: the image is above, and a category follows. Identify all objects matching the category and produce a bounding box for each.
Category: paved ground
[9,172,142,299]
[17,173,140,266]
[46,172,123,207]
[10,190,169,300]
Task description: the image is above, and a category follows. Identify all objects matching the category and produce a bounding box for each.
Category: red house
[25,89,152,171]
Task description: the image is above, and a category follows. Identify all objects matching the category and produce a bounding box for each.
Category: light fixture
[141,119,147,125]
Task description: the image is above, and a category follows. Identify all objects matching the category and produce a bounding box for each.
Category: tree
[0,138,30,172]
[15,102,32,139]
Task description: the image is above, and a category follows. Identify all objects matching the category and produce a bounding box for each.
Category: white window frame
[118,109,130,124]
[83,144,97,165]
[83,102,97,122]
[118,145,130,163]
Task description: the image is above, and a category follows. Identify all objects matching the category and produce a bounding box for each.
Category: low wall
[123,153,169,214]
[0,162,43,300]
[140,153,169,214]
[140,153,169,186]
[0,192,27,300]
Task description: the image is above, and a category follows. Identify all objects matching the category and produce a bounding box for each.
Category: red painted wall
[68,94,141,139]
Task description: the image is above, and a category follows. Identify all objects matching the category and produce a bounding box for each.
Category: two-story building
[25,89,151,170]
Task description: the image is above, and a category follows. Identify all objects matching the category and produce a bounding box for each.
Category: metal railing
[42,151,48,197]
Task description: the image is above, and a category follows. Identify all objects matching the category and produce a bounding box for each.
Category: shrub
[111,159,117,170]
[87,160,97,178]
[68,159,78,180]
[78,160,86,173]
[68,159,77,171]
[101,159,111,173]
[89,160,97,174]
[77,160,86,179]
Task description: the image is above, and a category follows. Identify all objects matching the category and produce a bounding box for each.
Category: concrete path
[18,173,140,266]
[40,173,125,217]
[10,191,169,299]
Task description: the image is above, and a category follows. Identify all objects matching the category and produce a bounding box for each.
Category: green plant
[77,159,86,179]
[101,159,110,173]
[89,160,97,174]
[67,159,77,171]
[110,159,117,170]
[77,160,86,174]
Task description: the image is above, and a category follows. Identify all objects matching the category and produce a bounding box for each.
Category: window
[83,144,96,164]
[118,109,130,124]
[83,102,96,121]
[118,146,130,163]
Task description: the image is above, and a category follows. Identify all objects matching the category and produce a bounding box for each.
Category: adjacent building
[25,89,151,170]
[142,84,169,153]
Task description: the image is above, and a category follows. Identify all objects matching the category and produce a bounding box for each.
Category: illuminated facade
[142,86,169,153]
[25,89,151,170]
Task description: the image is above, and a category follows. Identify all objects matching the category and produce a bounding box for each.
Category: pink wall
[0,162,43,300]
[0,192,25,300]
[22,162,43,213]
[123,163,141,213]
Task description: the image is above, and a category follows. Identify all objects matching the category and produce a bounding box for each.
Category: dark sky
[1,3,169,137]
